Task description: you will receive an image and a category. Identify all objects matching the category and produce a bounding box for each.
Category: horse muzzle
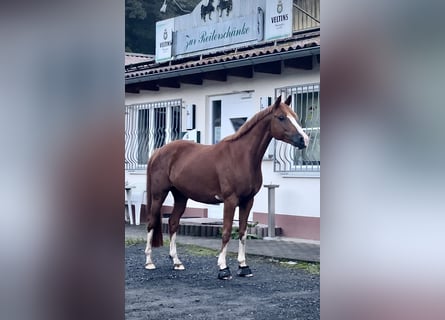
[291,134,307,149]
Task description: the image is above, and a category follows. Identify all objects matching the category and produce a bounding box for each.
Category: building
[125,0,320,240]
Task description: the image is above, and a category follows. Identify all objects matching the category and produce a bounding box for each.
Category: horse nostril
[292,135,306,147]
[294,135,307,149]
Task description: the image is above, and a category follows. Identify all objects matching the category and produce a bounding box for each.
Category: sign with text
[264,0,293,41]
[155,18,174,62]
[154,0,294,62]
[175,15,259,56]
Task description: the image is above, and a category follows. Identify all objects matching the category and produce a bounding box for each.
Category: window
[274,84,320,175]
[292,0,320,32]
[125,99,182,170]
[212,100,221,144]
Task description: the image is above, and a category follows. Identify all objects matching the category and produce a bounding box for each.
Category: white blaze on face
[286,112,309,147]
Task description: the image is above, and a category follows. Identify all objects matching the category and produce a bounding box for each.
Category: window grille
[125,99,182,170]
[274,84,320,174]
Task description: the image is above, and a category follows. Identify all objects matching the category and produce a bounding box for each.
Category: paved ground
[125,238,320,320]
[125,223,320,262]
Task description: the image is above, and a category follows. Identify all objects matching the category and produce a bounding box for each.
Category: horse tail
[146,157,163,247]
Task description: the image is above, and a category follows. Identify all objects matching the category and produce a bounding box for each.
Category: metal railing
[274,83,320,174]
[125,99,182,170]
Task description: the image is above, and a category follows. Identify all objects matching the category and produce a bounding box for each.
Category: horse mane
[222,105,273,142]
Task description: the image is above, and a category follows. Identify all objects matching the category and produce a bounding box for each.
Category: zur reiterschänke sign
[155,0,293,63]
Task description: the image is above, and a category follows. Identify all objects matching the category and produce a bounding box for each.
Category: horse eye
[278,115,285,121]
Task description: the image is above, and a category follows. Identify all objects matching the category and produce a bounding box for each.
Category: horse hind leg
[144,229,156,270]
[169,190,188,270]
[145,190,169,270]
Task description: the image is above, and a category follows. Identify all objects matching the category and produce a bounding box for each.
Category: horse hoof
[218,267,232,280]
[237,265,253,277]
[145,263,156,270]
[173,264,185,270]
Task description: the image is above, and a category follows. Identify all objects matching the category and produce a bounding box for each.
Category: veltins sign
[264,0,293,41]
[155,18,174,63]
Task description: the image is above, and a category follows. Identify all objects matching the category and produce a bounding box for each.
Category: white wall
[125,62,320,219]
[258,161,320,218]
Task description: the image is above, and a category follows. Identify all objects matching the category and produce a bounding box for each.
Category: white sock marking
[217,244,228,270]
[145,229,156,269]
[170,232,184,269]
[238,234,247,267]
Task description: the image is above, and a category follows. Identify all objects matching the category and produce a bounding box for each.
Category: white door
[210,92,255,143]
[208,92,255,220]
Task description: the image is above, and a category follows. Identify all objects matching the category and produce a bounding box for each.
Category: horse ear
[284,95,292,106]
[273,96,282,109]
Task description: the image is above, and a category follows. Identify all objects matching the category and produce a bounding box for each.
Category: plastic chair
[125,185,135,224]
[132,190,147,225]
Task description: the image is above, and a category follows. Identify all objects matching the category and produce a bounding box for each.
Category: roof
[125,53,155,67]
[125,31,320,84]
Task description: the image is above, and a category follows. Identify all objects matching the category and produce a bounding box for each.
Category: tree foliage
[125,0,146,19]
[125,0,201,54]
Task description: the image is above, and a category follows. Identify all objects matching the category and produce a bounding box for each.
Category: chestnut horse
[144,95,308,279]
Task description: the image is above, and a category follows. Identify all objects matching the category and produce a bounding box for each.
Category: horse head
[270,95,309,149]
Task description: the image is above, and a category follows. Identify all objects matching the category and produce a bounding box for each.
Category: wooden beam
[180,74,203,85]
[284,56,313,70]
[138,81,159,91]
[227,66,253,78]
[125,84,140,94]
[158,78,180,88]
[202,70,227,82]
[254,61,282,74]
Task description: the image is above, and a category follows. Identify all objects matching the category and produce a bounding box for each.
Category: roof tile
[125,34,320,79]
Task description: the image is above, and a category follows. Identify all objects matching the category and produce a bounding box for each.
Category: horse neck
[233,113,273,168]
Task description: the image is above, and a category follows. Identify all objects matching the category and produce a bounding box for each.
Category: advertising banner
[154,0,294,61]
[264,0,293,41]
[175,15,258,56]
[155,18,174,63]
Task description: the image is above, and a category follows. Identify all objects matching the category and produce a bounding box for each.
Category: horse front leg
[169,232,184,270]
[237,198,254,277]
[217,197,237,280]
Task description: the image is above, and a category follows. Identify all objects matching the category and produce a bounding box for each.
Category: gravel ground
[126,243,319,320]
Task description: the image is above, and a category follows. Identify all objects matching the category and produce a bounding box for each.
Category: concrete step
[161,217,282,238]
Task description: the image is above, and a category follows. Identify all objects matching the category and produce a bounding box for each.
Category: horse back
[148,140,228,203]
